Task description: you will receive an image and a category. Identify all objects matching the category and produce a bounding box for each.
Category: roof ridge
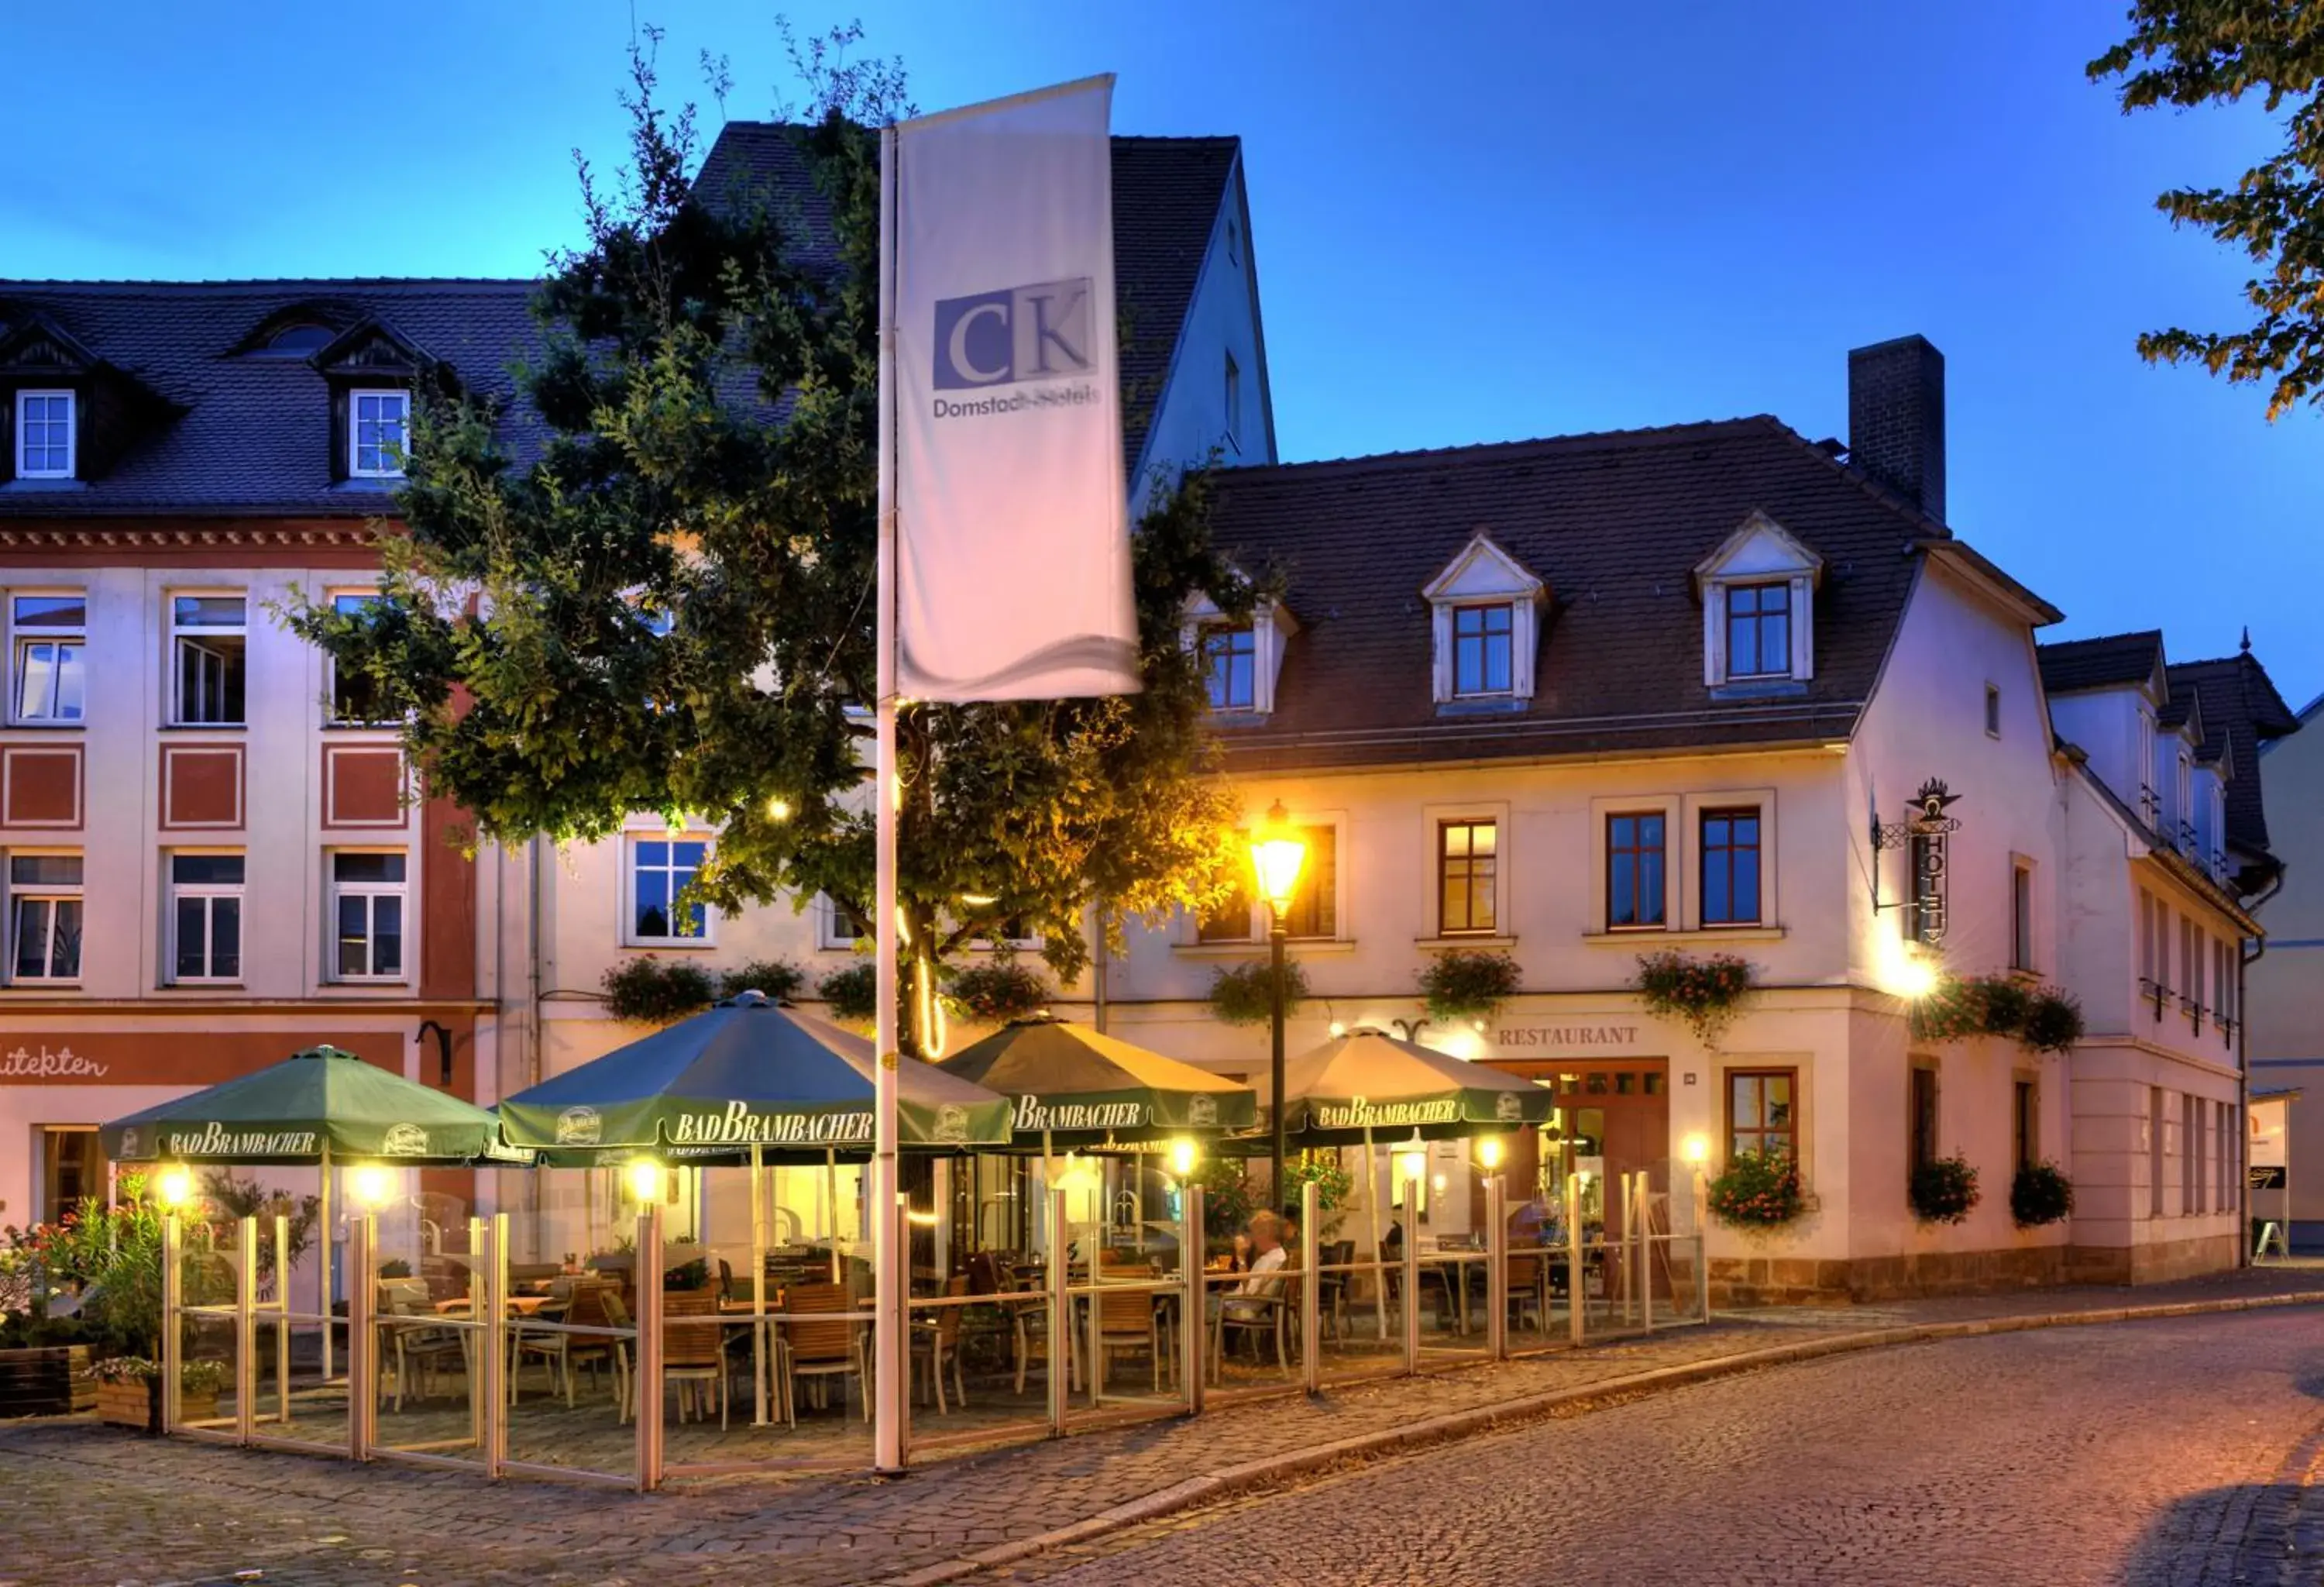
[711,118,1239,148]
[0,277,537,292]
[1229,416,1789,480]
[2037,628,2165,651]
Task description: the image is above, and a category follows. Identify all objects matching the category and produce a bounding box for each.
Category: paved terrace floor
[2,1265,2320,1587]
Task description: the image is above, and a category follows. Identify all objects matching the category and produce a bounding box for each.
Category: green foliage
[1707,1148,1804,1228]
[666,1258,712,1292]
[720,957,806,1002]
[1195,1155,1260,1238]
[2091,5,2324,417]
[600,955,718,1025]
[284,26,1253,1054]
[1910,973,2084,1055]
[819,962,877,1023]
[1909,1155,1980,1225]
[1635,951,1755,1046]
[198,1172,319,1296]
[1208,959,1309,1026]
[1418,949,1521,1023]
[0,1172,172,1355]
[1285,1151,1354,1238]
[85,1356,228,1395]
[944,957,1050,1024]
[2010,1161,2075,1228]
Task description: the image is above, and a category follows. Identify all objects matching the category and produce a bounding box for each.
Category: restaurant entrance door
[1478,1059,1669,1244]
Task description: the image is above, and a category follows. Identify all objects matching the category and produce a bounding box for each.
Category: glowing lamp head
[1477,1135,1505,1171]
[349,1164,397,1210]
[625,1158,668,1206]
[1683,1132,1711,1166]
[1397,1142,1428,1186]
[153,1165,194,1210]
[1890,943,1942,1002]
[1168,1138,1199,1179]
[1247,800,1308,917]
[1328,1021,1347,1039]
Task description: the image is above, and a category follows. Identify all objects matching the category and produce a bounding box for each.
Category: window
[170,594,246,725]
[1909,1065,1939,1172]
[37,1127,103,1225]
[9,854,81,982]
[1985,683,2001,738]
[1224,351,1242,449]
[2190,920,2206,1021]
[168,852,244,982]
[1728,1069,1795,1159]
[817,893,862,949]
[2182,1093,2202,1214]
[2149,1086,2166,1218]
[1196,870,1254,943]
[2175,752,2192,842]
[1280,824,1337,939]
[2012,1079,2037,1172]
[2219,1102,2236,1211]
[10,594,84,723]
[329,852,406,980]
[1700,807,1762,926]
[628,835,710,943]
[2010,862,2034,973]
[328,592,393,723]
[1452,604,1514,697]
[2136,710,2158,824]
[1202,624,1256,711]
[1724,584,1792,679]
[1436,819,1497,935]
[14,391,74,479]
[350,390,409,478]
[1606,812,1666,929]
[2137,888,2156,990]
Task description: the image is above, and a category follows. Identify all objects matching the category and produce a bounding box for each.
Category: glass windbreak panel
[172,854,246,886]
[12,595,84,628]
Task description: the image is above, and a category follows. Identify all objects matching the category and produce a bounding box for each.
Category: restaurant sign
[1011,1095,1146,1132]
[669,1101,876,1145]
[163,1123,321,1158]
[1493,1024,1645,1055]
[1312,1096,1461,1129]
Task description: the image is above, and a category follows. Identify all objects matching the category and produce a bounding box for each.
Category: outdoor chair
[1212,1256,1294,1382]
[1506,1252,1546,1335]
[1317,1240,1355,1343]
[662,1290,729,1429]
[1094,1269,1169,1395]
[516,1279,627,1410]
[997,1268,1057,1396]
[784,1282,868,1419]
[909,1275,972,1414]
[376,1279,469,1412]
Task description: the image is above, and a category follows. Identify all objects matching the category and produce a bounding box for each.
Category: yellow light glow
[1477,1135,1504,1171]
[1169,1138,1199,1178]
[349,1164,397,1209]
[1328,1021,1346,1038]
[625,1159,667,1205]
[765,795,792,822]
[153,1165,194,1209]
[1683,1132,1711,1165]
[1881,939,1942,1001]
[906,1209,938,1227]
[1054,1152,1103,1197]
[1397,1145,1428,1186]
[1247,799,1308,916]
[960,892,998,907]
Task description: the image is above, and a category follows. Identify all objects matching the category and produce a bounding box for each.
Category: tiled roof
[1204,416,1965,772]
[0,279,545,518]
[693,123,1240,477]
[2035,630,2163,697]
[2168,650,2301,858]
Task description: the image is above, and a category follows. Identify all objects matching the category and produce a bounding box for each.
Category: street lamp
[1249,800,1308,1213]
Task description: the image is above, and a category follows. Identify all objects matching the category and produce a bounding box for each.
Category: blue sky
[13,2,2321,704]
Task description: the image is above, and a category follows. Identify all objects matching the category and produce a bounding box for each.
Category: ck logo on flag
[933,278,1093,389]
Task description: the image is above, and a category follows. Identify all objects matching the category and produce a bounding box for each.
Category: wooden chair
[662,1290,729,1429]
[784,1282,867,1419]
[909,1276,971,1414]
[1506,1251,1546,1335]
[516,1280,629,1410]
[1095,1272,1169,1394]
[1212,1258,1294,1382]
[376,1279,467,1412]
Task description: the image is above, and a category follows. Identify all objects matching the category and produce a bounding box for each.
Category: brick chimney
[1848,335,1945,523]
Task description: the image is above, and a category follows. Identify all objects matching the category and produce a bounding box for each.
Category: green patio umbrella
[937,1016,1259,1146]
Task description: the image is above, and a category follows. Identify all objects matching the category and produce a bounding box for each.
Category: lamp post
[1249,800,1308,1213]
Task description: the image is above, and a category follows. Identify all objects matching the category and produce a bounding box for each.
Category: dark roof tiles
[2168,651,2300,856]
[2035,630,2164,696]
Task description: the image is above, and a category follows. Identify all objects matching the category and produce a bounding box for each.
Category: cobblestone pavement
[1006,1309,2324,1587]
[1,1268,2319,1587]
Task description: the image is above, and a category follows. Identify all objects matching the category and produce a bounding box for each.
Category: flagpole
[871,118,906,1475]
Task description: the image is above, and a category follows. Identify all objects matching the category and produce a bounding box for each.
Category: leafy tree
[290,28,1247,1052]
[2091,5,2324,416]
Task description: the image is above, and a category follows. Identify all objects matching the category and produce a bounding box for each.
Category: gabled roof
[0,280,545,518]
[692,123,1241,482]
[2035,630,2164,697]
[1203,415,2006,771]
[2168,648,2302,859]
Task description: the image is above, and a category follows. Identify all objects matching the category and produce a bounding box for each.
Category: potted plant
[1635,951,1755,1046]
[601,955,718,1024]
[1417,949,1521,1024]
[1909,1155,1980,1224]
[1706,1148,1805,1229]
[2009,1161,2074,1227]
[1208,959,1308,1026]
[87,1357,228,1432]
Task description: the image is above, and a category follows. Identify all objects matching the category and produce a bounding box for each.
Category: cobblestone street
[1,1275,2319,1586]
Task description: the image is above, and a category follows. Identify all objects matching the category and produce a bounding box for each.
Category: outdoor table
[435,1294,559,1316]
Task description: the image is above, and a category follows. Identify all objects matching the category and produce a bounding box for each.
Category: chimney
[1847,335,1945,523]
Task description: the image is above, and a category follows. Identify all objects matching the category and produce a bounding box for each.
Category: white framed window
[1451,603,1515,697]
[325,591,394,724]
[167,852,244,983]
[626,834,711,945]
[1696,510,1820,687]
[14,391,74,479]
[329,851,406,981]
[1425,536,1544,705]
[1202,623,1257,711]
[816,893,862,951]
[1191,815,1346,944]
[170,594,246,726]
[9,594,85,724]
[2010,859,2035,973]
[350,390,410,478]
[9,852,82,983]
[1723,584,1792,680]
[1985,683,2002,738]
[2136,707,2158,824]
[1182,590,1296,716]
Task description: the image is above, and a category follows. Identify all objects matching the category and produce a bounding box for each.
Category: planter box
[0,1345,93,1417]
[95,1377,158,1433]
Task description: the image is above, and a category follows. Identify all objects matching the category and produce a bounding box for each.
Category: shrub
[818,962,877,1023]
[1909,1155,1980,1224]
[600,956,717,1025]
[1910,973,2084,1056]
[2009,1161,2075,1227]
[1418,949,1522,1023]
[1285,1151,1355,1237]
[1707,1148,1804,1227]
[2019,990,2085,1054]
[1195,1155,1260,1238]
[720,958,805,1002]
[1635,951,1755,1046]
[946,959,1050,1024]
[1208,959,1309,1026]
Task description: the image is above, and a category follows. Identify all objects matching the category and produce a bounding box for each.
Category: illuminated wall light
[349,1164,397,1209]
[1683,1132,1710,1165]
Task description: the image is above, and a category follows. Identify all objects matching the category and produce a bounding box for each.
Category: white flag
[892,76,1138,702]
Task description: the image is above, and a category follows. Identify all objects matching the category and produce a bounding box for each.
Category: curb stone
[882,1288,2324,1586]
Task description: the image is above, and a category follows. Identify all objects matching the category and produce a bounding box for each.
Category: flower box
[95,1376,157,1433]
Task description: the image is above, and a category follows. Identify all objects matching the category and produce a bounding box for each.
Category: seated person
[1212,1212,1288,1321]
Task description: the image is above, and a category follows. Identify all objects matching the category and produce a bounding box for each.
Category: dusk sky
[13,2,2320,705]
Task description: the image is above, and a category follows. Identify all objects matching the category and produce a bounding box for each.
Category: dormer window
[1696,510,1820,690]
[1203,622,1256,711]
[349,390,409,478]
[15,391,74,480]
[1424,535,1545,709]
[1184,587,1296,716]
